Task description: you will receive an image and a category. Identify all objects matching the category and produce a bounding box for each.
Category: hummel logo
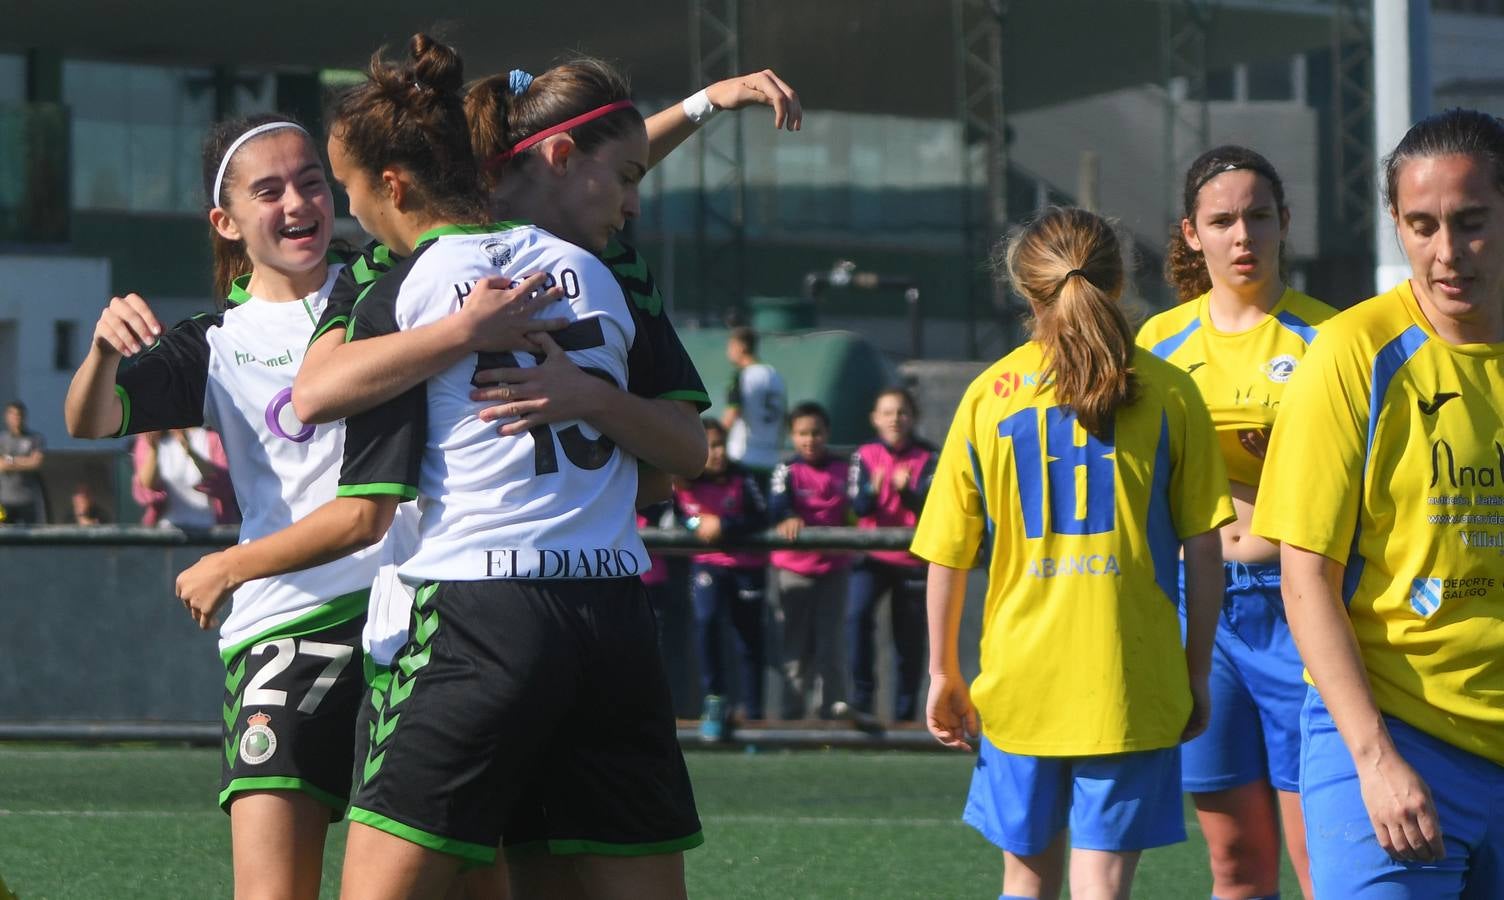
[1186,362,1206,373]
[1417,392,1460,416]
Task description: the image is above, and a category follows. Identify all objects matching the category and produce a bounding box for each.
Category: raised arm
[66,294,164,438]
[644,70,802,170]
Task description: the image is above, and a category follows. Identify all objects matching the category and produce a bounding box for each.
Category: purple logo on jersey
[265,388,315,443]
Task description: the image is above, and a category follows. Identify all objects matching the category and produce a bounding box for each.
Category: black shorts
[218,611,367,819]
[348,578,702,864]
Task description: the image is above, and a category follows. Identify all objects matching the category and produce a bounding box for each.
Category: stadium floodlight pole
[1372,0,1431,292]
[804,260,924,359]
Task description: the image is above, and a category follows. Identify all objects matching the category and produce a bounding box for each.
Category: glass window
[63,60,216,213]
[1247,57,1296,102]
[0,54,24,103]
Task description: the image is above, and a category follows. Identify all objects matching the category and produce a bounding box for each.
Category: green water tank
[748,296,817,333]
[679,328,900,448]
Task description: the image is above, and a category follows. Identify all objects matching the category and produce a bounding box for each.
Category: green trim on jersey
[507,831,705,859]
[347,807,496,863]
[336,482,418,500]
[310,315,348,345]
[219,776,347,817]
[659,389,712,410]
[112,384,132,438]
[227,275,253,306]
[412,220,528,249]
[218,588,369,665]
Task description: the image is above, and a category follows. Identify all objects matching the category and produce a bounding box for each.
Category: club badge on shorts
[239,712,278,765]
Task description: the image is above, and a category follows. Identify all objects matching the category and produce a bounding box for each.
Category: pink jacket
[768,454,855,576]
[850,439,936,567]
[132,431,239,527]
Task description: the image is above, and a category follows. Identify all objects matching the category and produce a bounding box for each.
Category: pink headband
[488,100,635,169]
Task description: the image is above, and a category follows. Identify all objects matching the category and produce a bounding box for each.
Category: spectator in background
[769,401,853,720]
[0,401,47,524]
[722,326,786,493]
[70,483,108,525]
[674,418,769,741]
[847,387,937,724]
[132,427,238,528]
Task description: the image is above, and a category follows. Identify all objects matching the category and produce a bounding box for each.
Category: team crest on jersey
[993,371,1045,398]
[239,712,278,765]
[481,237,514,269]
[1263,355,1298,383]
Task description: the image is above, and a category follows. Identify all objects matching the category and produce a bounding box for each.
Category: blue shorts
[1178,560,1305,793]
[1302,689,1504,898]
[963,734,1186,856]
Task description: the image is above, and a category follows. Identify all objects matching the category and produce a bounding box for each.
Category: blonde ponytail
[1000,206,1137,439]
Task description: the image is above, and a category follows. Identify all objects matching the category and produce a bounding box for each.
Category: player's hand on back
[93,293,163,357]
[705,69,802,131]
[472,332,609,435]
[926,672,979,751]
[458,273,568,353]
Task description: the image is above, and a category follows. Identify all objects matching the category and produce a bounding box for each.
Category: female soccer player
[63,113,391,900]
[1254,107,1504,898]
[1137,145,1335,900]
[916,206,1233,900]
[295,36,703,899]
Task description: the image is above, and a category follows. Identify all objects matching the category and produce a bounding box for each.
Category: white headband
[211,122,310,208]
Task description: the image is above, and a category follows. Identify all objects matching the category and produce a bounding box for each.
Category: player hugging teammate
[64,27,808,900]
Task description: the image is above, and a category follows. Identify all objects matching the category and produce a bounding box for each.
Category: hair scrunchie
[508,69,535,96]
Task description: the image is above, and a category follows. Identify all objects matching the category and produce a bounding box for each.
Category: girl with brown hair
[1138,146,1337,900]
[915,206,1232,900]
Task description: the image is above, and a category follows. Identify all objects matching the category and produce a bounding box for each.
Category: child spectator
[70,483,109,525]
[769,401,853,719]
[847,387,936,723]
[673,418,769,741]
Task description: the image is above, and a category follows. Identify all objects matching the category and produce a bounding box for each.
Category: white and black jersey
[114,264,382,655]
[726,362,787,471]
[338,223,707,585]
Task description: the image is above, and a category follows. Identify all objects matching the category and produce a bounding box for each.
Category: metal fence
[0,525,981,749]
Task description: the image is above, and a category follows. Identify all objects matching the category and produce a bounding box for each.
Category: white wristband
[682,89,720,125]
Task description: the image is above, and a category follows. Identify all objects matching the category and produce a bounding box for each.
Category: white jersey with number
[114,264,383,655]
[339,223,649,584]
[727,362,786,471]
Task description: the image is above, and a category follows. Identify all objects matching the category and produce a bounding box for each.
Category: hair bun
[408,33,464,96]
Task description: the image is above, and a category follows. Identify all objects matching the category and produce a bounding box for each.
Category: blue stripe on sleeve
[1275,310,1318,345]
[967,440,994,568]
[1145,413,1180,605]
[1149,318,1202,360]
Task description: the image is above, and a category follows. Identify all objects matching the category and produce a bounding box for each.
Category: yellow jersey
[1253,280,1504,765]
[1137,287,1338,486]
[912,342,1234,756]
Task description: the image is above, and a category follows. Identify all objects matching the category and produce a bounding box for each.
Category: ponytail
[1001,207,1137,439]
[329,33,487,223]
[465,58,641,190]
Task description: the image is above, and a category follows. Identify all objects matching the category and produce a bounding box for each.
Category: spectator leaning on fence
[674,417,771,740]
[847,386,937,724]
[0,401,47,524]
[769,400,855,720]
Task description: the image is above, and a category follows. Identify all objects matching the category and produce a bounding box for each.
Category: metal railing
[0,524,946,750]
